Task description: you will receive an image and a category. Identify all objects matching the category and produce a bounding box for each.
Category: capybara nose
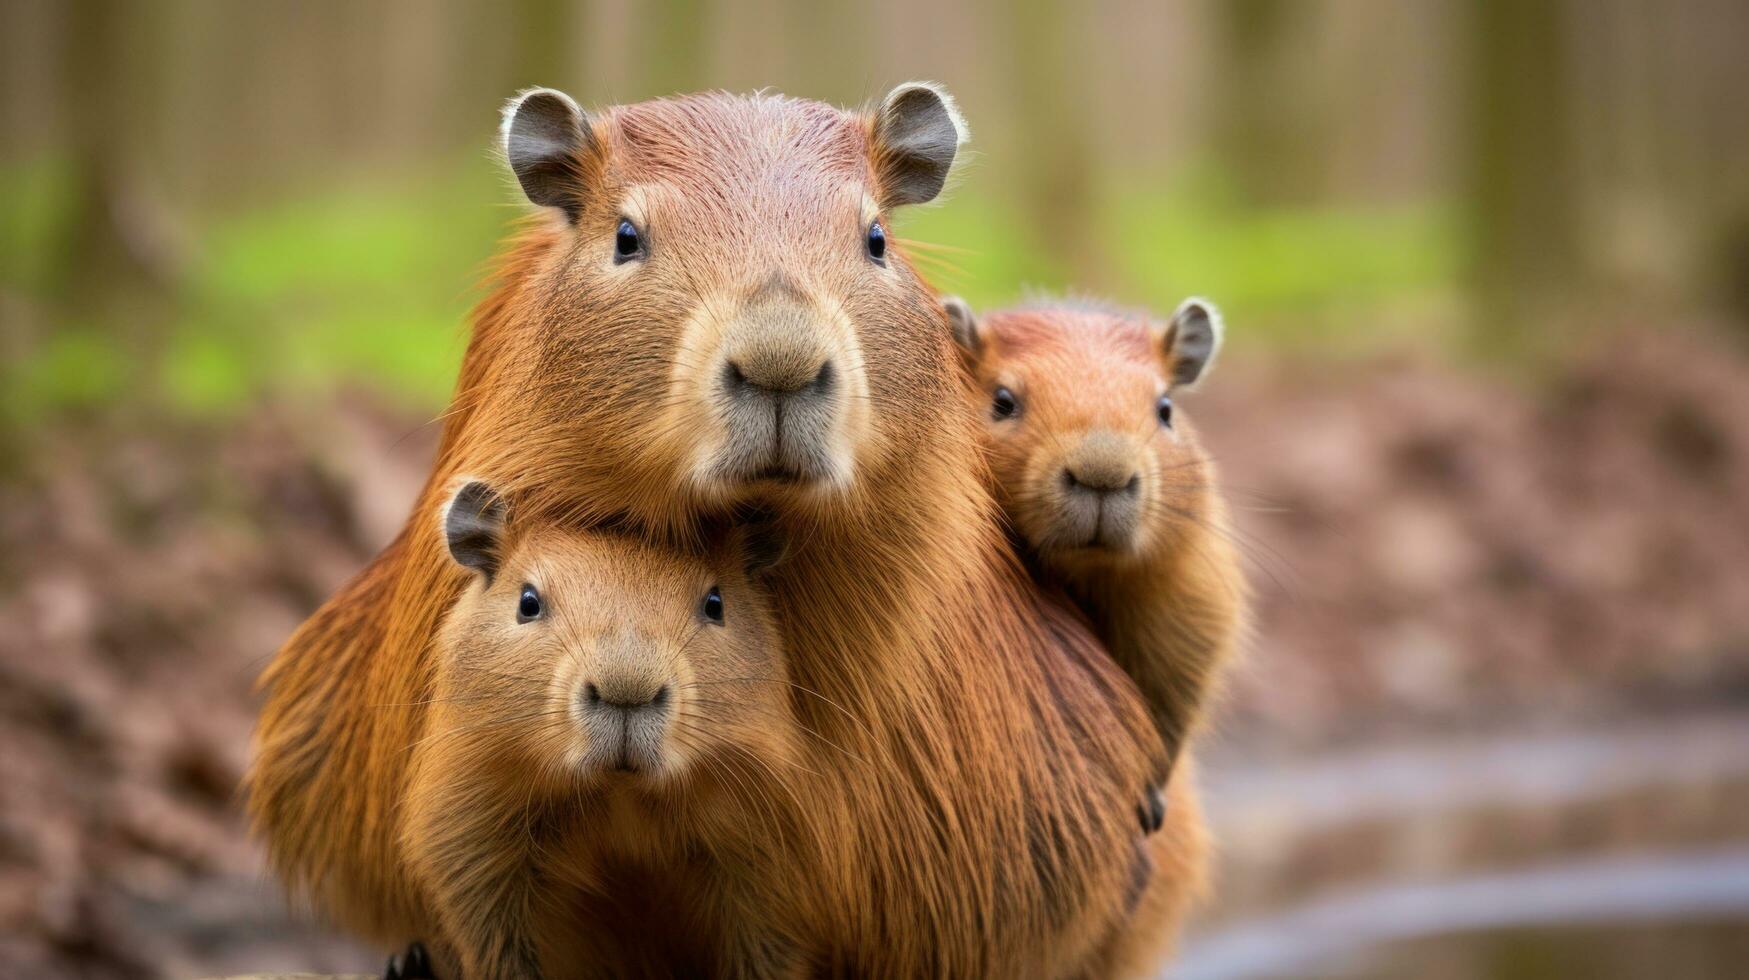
[579,677,671,773]
[724,358,835,400]
[1063,465,1140,497]
[582,680,671,713]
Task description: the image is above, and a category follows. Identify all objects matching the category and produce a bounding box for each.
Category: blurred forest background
[3,1,1748,978]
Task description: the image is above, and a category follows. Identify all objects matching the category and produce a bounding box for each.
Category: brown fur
[1081,760,1209,978]
[250,90,1202,976]
[409,494,803,978]
[958,300,1248,796]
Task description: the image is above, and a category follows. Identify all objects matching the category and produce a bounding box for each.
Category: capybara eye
[991,387,1019,420]
[614,218,644,263]
[866,221,887,264]
[517,584,542,622]
[701,585,725,624]
[1156,394,1173,428]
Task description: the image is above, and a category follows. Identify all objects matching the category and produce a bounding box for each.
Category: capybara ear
[1163,297,1223,389]
[444,479,507,582]
[502,87,595,222]
[942,296,981,354]
[731,507,790,577]
[869,82,967,209]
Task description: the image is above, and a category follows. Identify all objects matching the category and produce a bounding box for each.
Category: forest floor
[2,323,1746,978]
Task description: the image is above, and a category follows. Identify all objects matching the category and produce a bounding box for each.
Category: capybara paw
[385,941,437,980]
[403,942,437,978]
[1135,784,1167,834]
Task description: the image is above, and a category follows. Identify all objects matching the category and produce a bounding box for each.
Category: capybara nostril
[584,682,602,705]
[651,684,670,707]
[810,360,835,395]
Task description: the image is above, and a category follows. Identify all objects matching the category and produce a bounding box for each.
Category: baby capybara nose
[724,358,835,400]
[1063,465,1141,496]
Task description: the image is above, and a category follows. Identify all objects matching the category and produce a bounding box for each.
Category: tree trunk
[1466,0,1582,344]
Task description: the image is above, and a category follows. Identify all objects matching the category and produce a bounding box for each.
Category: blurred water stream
[1174,712,1749,979]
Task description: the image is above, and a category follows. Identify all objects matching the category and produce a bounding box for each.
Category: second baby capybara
[947,296,1248,816]
[408,479,802,978]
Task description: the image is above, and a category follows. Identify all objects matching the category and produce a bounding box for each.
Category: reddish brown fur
[961,299,1247,804]
[948,301,1244,971]
[250,91,1198,976]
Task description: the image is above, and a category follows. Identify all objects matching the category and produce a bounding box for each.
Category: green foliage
[0,159,77,296]
[161,162,503,414]
[4,157,1455,425]
[901,164,1457,347]
[3,158,500,424]
[1104,172,1456,329]
[2,325,129,423]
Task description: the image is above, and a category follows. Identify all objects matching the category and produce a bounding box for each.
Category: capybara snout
[723,276,837,395]
[1057,430,1148,549]
[577,660,674,773]
[705,274,858,487]
[574,637,678,773]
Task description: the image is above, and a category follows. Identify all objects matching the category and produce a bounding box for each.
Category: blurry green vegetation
[5,0,1744,437]
[902,166,1456,344]
[4,157,504,425]
[3,155,1457,427]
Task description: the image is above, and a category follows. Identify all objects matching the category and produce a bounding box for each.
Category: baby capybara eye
[614,218,644,262]
[1156,394,1173,428]
[991,386,1019,420]
[866,221,887,264]
[701,585,725,624]
[517,584,543,622]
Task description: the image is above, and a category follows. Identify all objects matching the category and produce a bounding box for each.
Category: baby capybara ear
[444,480,507,583]
[869,82,967,209]
[502,87,595,222]
[942,296,981,354]
[1163,297,1224,389]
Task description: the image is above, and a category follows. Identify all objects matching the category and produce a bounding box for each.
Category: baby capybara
[948,296,1247,817]
[408,480,800,977]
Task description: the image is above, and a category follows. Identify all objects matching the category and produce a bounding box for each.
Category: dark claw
[1136,784,1167,834]
[402,942,436,979]
[385,942,436,980]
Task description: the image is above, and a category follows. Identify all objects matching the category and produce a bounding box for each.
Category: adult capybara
[407,479,800,978]
[948,296,1248,800]
[250,84,1199,976]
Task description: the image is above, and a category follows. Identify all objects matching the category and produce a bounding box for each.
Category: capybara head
[474,84,967,520]
[435,480,792,783]
[948,297,1223,564]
